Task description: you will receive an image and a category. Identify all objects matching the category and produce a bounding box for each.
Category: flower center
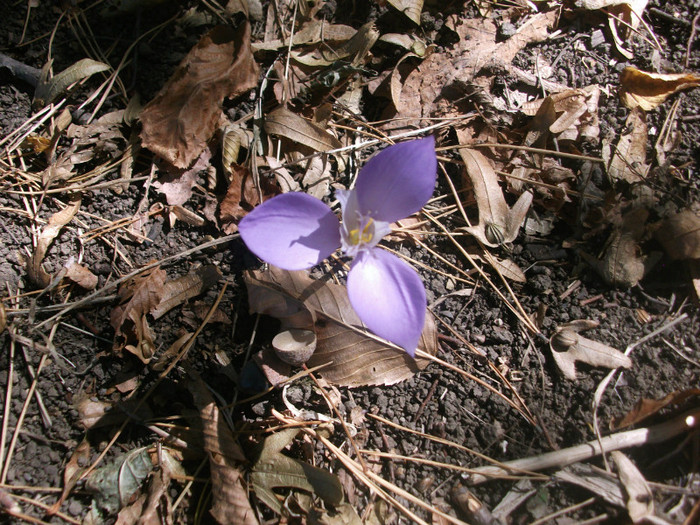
[348,217,375,246]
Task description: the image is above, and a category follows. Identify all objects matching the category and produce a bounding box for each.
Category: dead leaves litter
[140,24,259,169]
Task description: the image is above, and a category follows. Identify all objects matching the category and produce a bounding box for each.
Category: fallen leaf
[65,261,98,290]
[153,147,213,206]
[245,267,436,387]
[47,439,91,515]
[521,86,600,142]
[603,107,649,185]
[619,67,700,111]
[219,163,280,234]
[251,428,344,514]
[34,58,110,107]
[27,195,82,288]
[575,0,648,58]
[140,24,259,168]
[111,268,167,362]
[655,209,700,260]
[458,146,532,248]
[385,0,423,24]
[188,370,257,525]
[251,20,356,53]
[612,388,700,429]
[549,320,632,380]
[301,155,332,199]
[290,22,379,67]
[264,106,341,152]
[151,265,222,319]
[610,451,653,524]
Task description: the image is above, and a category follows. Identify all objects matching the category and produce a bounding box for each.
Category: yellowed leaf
[140,24,259,168]
[619,67,700,111]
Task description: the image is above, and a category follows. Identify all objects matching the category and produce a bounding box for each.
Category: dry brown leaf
[301,155,332,199]
[549,320,632,380]
[219,163,280,234]
[168,205,205,227]
[655,209,700,260]
[521,86,600,142]
[47,439,91,515]
[0,303,6,335]
[610,451,653,524]
[188,370,257,525]
[27,195,82,288]
[612,389,700,429]
[290,22,379,67]
[111,268,167,363]
[264,106,341,152]
[459,147,532,248]
[619,67,700,110]
[65,261,98,290]
[576,0,648,58]
[603,107,649,185]
[245,267,436,387]
[383,9,557,129]
[252,20,356,53]
[385,0,423,24]
[140,24,259,169]
[153,144,213,206]
[151,265,222,320]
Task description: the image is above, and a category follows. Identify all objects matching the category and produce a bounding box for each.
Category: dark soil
[0,1,699,524]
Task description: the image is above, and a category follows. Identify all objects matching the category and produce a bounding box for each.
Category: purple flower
[239,137,437,355]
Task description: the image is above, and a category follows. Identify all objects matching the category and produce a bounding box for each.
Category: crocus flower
[239,136,437,355]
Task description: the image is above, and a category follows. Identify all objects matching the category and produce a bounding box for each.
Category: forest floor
[0,0,699,523]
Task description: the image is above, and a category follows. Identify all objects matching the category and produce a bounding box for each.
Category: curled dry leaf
[290,21,379,67]
[27,195,82,288]
[264,106,341,152]
[549,320,632,380]
[251,428,344,514]
[110,267,167,363]
[655,209,700,260]
[386,0,424,25]
[47,439,91,515]
[521,86,600,142]
[34,58,110,108]
[619,66,700,111]
[140,24,259,169]
[459,146,532,248]
[245,267,436,387]
[188,370,257,525]
[151,264,222,319]
[575,0,648,59]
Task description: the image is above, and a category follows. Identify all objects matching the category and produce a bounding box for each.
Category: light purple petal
[355,136,437,223]
[347,249,426,355]
[239,193,340,270]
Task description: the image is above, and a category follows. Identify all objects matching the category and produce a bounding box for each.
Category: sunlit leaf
[619,67,700,111]
[34,58,110,107]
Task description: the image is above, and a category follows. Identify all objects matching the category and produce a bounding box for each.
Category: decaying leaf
[655,209,700,260]
[47,439,91,515]
[85,446,182,518]
[549,320,632,380]
[385,0,423,25]
[65,261,98,290]
[111,267,167,363]
[603,107,649,185]
[251,428,344,514]
[612,388,700,429]
[521,86,600,142]
[290,22,379,67]
[264,106,342,152]
[610,451,653,524]
[219,163,280,234]
[581,207,658,287]
[459,147,532,248]
[251,19,356,53]
[140,24,259,169]
[189,371,257,525]
[34,58,110,107]
[619,66,700,111]
[245,267,436,387]
[153,147,213,206]
[151,265,222,319]
[27,195,82,288]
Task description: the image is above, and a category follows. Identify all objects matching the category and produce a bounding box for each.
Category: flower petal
[239,193,340,270]
[347,249,426,355]
[355,136,437,223]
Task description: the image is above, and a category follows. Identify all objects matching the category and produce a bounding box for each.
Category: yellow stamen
[348,218,374,245]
